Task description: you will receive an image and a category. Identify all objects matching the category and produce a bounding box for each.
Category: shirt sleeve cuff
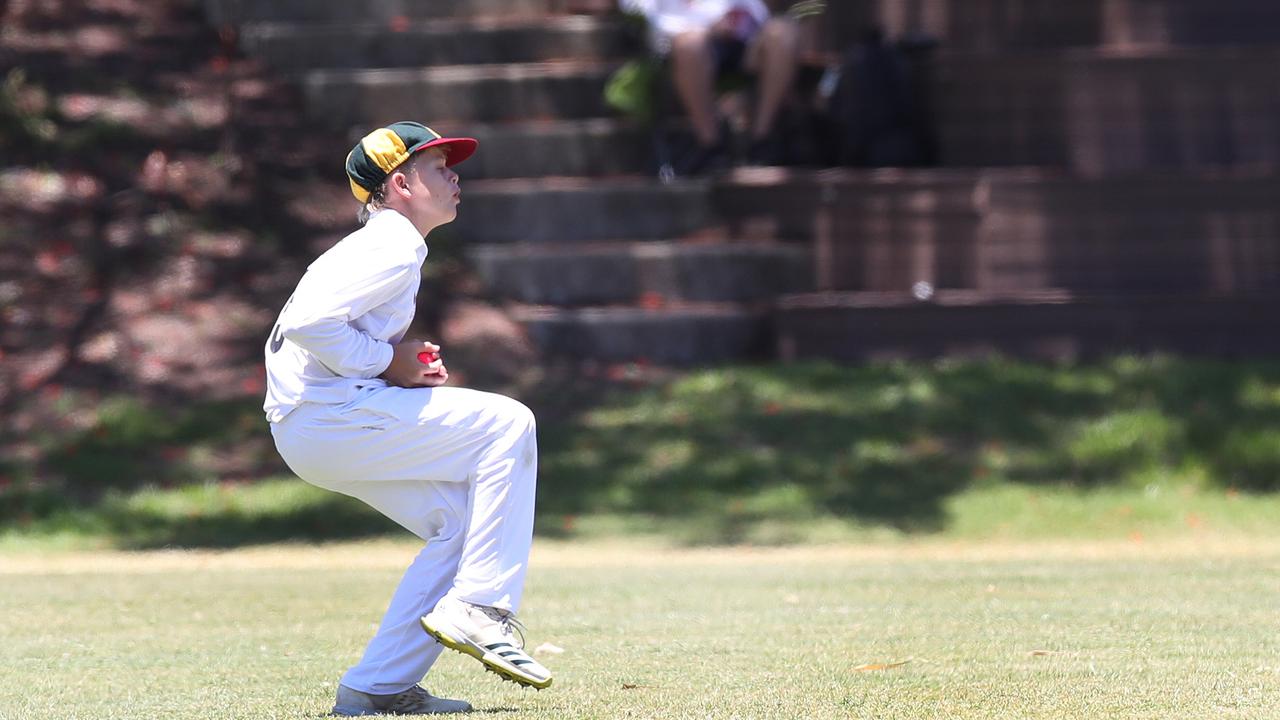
[372,341,395,378]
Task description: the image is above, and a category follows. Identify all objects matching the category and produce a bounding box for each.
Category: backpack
[827,30,937,167]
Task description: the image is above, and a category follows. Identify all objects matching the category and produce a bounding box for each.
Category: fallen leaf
[1028,650,1054,657]
[622,683,652,690]
[639,291,666,310]
[853,660,911,672]
[533,642,565,656]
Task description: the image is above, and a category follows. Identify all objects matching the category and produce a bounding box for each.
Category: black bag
[828,30,937,167]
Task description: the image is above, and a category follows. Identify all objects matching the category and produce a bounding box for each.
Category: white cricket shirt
[263,209,426,423]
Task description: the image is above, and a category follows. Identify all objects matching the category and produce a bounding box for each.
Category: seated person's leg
[670,28,720,148]
[745,16,800,163]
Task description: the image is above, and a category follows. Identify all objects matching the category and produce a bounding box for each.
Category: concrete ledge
[204,0,552,25]
[303,61,617,127]
[451,177,712,244]
[515,304,771,365]
[240,17,630,71]
[932,48,1280,173]
[471,241,812,305]
[433,119,649,179]
[778,291,1280,362]
[827,0,1280,52]
[714,168,1280,296]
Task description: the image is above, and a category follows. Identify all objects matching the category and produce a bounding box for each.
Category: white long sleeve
[277,261,408,378]
[264,210,427,422]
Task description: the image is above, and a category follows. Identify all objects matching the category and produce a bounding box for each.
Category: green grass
[4,474,1280,552]
[8,356,1280,548]
[2,538,1278,719]
[534,357,1280,534]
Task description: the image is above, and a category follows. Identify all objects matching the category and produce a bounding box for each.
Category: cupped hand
[380,339,449,388]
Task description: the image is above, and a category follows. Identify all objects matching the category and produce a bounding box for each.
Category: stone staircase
[770,0,1280,361]
[204,0,1280,364]
[204,0,814,364]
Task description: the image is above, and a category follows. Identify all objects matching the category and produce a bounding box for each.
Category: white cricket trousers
[269,384,538,695]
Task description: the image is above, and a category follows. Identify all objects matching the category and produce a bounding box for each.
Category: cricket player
[264,121,552,716]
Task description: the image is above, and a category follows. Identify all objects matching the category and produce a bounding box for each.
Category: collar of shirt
[366,208,427,254]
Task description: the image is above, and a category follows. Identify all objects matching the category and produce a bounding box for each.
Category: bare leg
[670,28,720,146]
[747,17,800,141]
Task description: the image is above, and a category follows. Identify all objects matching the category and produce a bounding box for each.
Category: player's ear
[389,170,412,198]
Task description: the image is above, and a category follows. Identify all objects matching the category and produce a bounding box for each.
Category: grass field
[3,537,1279,719]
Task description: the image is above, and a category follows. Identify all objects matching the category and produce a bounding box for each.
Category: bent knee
[672,29,711,56]
[493,395,536,436]
[760,17,799,48]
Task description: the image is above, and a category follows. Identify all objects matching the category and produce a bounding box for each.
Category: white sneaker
[331,684,471,716]
[420,597,553,689]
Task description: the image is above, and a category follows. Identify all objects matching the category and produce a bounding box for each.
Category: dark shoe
[676,140,730,176]
[332,684,471,715]
[745,136,785,167]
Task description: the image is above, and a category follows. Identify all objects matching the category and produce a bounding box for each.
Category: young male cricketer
[264,121,552,716]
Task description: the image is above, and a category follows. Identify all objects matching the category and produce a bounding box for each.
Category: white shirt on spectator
[621,0,771,53]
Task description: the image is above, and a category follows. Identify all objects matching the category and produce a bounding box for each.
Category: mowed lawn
[2,538,1279,720]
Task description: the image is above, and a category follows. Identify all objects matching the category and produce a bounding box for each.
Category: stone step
[978,172,1280,294]
[714,168,986,291]
[778,290,1280,362]
[513,303,771,365]
[303,61,615,128]
[301,50,1280,175]
[470,241,811,305]
[713,168,1280,295]
[240,16,633,72]
[931,48,1280,173]
[434,119,649,179]
[450,177,712,244]
[827,0,1280,52]
[713,168,982,242]
[203,0,556,26]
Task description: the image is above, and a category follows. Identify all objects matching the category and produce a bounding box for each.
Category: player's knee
[494,395,536,437]
[510,399,536,436]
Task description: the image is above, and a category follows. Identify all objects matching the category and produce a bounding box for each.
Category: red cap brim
[408,137,478,167]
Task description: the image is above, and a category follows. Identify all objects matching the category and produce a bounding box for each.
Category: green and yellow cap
[344,121,478,202]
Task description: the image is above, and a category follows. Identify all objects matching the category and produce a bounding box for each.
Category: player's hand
[380,340,449,388]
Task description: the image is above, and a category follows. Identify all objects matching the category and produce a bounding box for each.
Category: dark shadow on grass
[101,492,401,550]
[528,358,1280,543]
[308,702,519,712]
[8,358,1280,548]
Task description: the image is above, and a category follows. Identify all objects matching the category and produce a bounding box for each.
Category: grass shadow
[7,357,1280,548]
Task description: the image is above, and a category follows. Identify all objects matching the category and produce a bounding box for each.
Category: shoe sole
[331,702,471,717]
[420,616,553,690]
